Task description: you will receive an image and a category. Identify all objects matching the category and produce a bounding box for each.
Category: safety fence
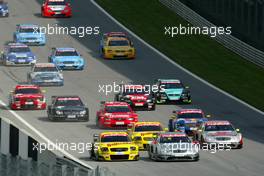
[159,0,264,68]
[0,117,115,176]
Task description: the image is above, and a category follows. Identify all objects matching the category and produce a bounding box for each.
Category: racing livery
[127,122,165,150]
[14,24,46,46]
[154,79,191,104]
[0,1,9,17]
[103,32,133,45]
[96,101,138,128]
[168,109,209,136]
[41,0,72,18]
[100,34,135,59]
[9,84,46,110]
[49,47,85,70]
[194,120,243,149]
[90,132,139,161]
[1,43,36,66]
[47,95,89,121]
[27,63,64,86]
[115,84,156,110]
[148,132,199,161]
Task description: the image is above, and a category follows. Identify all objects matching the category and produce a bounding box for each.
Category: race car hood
[53,56,83,62]
[55,106,85,111]
[48,5,66,11]
[100,142,135,148]
[31,72,62,80]
[14,94,43,99]
[17,32,45,38]
[104,112,137,118]
[164,88,183,96]
[106,46,132,50]
[126,94,148,101]
[133,131,160,137]
[159,142,197,152]
[205,131,238,137]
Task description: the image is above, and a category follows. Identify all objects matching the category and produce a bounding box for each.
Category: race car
[13,24,46,46]
[47,95,89,121]
[9,84,46,110]
[154,79,191,104]
[115,84,156,110]
[168,109,209,136]
[0,1,9,17]
[148,132,199,161]
[127,122,165,150]
[1,43,36,66]
[194,120,243,149]
[48,47,85,70]
[90,131,139,161]
[27,63,64,86]
[41,0,72,18]
[100,34,135,59]
[96,101,138,129]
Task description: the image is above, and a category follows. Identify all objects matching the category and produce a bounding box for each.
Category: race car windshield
[205,125,234,131]
[105,106,130,113]
[55,51,78,56]
[160,136,190,143]
[161,83,183,89]
[135,125,162,132]
[124,88,149,95]
[15,88,40,94]
[55,99,83,107]
[101,136,130,142]
[19,28,39,33]
[9,47,30,53]
[177,113,203,119]
[34,67,58,72]
[108,40,129,46]
[47,1,66,5]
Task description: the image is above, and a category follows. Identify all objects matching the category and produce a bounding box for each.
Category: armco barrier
[0,116,115,176]
[159,0,264,68]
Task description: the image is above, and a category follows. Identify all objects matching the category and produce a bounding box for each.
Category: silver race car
[27,63,64,86]
[148,132,199,161]
[195,120,243,149]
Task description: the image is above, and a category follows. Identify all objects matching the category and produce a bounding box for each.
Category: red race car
[9,84,46,110]
[41,0,72,18]
[96,101,138,129]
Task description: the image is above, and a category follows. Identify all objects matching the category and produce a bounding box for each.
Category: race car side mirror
[236,128,240,132]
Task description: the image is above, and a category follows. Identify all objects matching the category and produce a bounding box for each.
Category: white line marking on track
[0,100,93,169]
[91,0,264,116]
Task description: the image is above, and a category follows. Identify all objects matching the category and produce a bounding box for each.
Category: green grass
[96,0,264,111]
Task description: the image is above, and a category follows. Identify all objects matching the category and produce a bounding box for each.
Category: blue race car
[49,47,85,70]
[14,24,46,46]
[154,79,191,104]
[168,109,209,136]
[1,43,36,66]
[0,1,9,17]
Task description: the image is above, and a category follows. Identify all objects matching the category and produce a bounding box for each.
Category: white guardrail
[159,0,264,68]
[0,117,114,176]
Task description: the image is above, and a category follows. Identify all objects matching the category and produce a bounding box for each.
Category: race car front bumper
[0,10,9,17]
[56,63,84,70]
[154,153,199,161]
[4,59,36,66]
[10,102,46,110]
[16,38,46,46]
[48,114,89,122]
[98,152,139,161]
[31,80,64,87]
[42,10,72,18]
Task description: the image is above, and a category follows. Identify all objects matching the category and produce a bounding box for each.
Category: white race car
[148,132,199,161]
[195,120,243,149]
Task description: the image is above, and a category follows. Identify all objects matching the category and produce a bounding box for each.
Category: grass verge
[96,0,264,111]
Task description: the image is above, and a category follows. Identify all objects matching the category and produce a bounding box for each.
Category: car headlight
[104,117,111,121]
[147,99,152,103]
[206,136,215,142]
[80,110,86,115]
[128,118,134,121]
[130,146,137,151]
[56,110,63,115]
[100,147,109,152]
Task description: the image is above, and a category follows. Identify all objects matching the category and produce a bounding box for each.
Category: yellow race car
[90,131,139,161]
[100,33,136,59]
[127,122,166,150]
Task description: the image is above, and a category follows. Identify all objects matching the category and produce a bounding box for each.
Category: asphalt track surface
[0,0,264,176]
